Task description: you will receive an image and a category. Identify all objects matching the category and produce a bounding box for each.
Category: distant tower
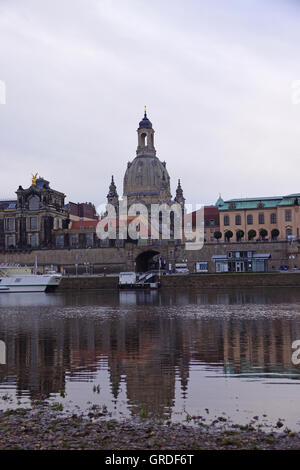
[107,175,119,214]
[174,179,185,215]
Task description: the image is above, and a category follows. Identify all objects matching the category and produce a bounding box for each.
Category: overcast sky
[1,0,300,209]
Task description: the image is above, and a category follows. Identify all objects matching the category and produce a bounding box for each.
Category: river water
[1,287,300,429]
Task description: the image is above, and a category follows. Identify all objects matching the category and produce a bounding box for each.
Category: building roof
[217,194,300,211]
[70,220,98,229]
[0,200,17,211]
[138,110,152,129]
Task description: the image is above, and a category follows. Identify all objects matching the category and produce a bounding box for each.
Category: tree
[259,228,268,240]
[214,231,222,242]
[225,230,233,242]
[248,229,256,241]
[271,229,280,240]
[236,230,244,242]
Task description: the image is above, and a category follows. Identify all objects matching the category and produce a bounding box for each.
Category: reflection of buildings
[1,290,300,414]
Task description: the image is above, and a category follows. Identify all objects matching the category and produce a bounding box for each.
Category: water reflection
[0,288,300,426]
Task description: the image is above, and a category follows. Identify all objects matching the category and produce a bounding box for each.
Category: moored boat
[0,265,62,293]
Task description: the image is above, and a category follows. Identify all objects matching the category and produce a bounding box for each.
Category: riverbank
[57,272,300,291]
[0,407,299,450]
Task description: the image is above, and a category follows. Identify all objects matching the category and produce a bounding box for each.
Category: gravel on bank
[0,407,299,450]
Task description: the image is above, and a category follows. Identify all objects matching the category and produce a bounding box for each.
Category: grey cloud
[0,0,300,207]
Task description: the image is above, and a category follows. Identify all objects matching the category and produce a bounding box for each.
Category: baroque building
[0,175,69,250]
[216,193,300,242]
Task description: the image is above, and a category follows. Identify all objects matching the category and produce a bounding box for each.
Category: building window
[286,228,293,238]
[30,216,38,230]
[224,215,230,226]
[209,219,215,226]
[216,261,228,273]
[6,218,15,231]
[28,195,40,211]
[285,210,292,222]
[235,215,241,225]
[247,214,253,225]
[7,235,15,247]
[86,233,93,248]
[71,234,79,247]
[30,234,38,247]
[56,235,64,248]
[270,213,277,224]
[258,213,264,224]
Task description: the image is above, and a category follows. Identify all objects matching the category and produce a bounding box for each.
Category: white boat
[0,265,62,293]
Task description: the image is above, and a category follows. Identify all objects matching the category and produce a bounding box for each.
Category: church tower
[107,175,119,214]
[174,179,185,215]
[123,109,172,208]
[136,107,156,157]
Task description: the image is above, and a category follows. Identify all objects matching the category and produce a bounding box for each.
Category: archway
[135,250,160,273]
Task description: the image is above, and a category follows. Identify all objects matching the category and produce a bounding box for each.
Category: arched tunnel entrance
[135,250,162,273]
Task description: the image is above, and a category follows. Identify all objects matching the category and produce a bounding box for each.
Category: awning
[252,253,271,259]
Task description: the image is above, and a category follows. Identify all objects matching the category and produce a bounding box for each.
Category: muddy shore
[0,407,299,450]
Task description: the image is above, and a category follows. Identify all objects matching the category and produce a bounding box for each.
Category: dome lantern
[137,107,156,157]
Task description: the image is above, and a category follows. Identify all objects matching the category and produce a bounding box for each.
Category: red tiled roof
[70,220,98,229]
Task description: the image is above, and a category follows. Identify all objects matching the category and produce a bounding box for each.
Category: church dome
[123,156,171,205]
[138,113,152,129]
[123,111,172,206]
